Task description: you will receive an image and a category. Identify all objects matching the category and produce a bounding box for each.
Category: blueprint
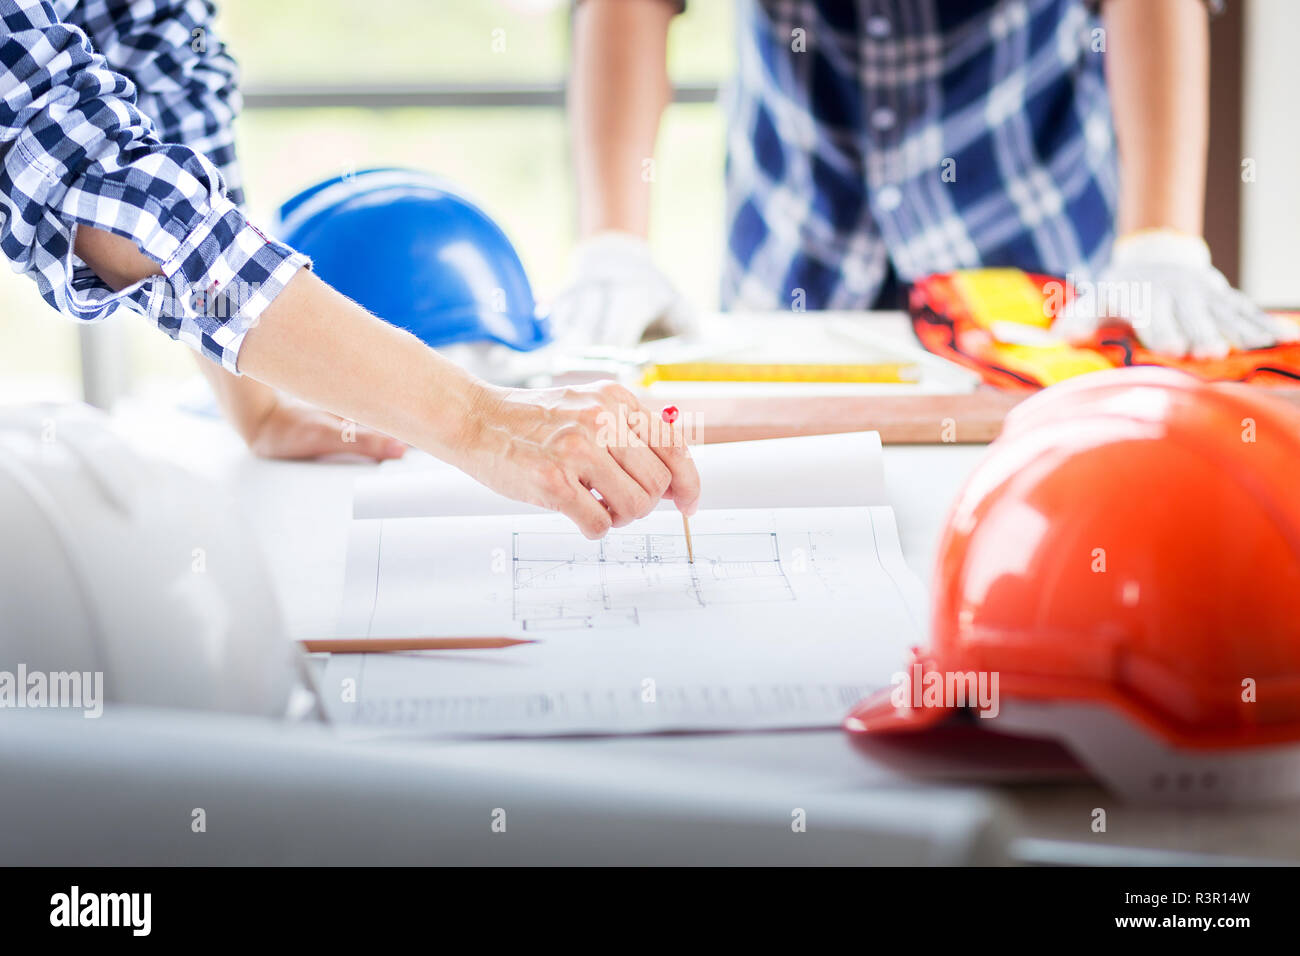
[326,505,926,738]
[510,529,794,630]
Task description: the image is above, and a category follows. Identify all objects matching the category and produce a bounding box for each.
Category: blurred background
[0,0,1295,404]
[0,0,731,403]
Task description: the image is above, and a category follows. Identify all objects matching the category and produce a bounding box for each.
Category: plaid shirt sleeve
[0,0,307,372]
[64,0,245,204]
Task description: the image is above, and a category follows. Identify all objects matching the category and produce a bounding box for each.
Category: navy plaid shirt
[0,0,306,371]
[721,0,1119,310]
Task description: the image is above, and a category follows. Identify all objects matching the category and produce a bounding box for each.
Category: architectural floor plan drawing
[511,530,795,630]
[331,503,928,737]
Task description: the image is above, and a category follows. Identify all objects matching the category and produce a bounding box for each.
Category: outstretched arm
[552,0,695,348]
[1102,0,1208,236]
[1056,0,1296,357]
[570,0,677,238]
[73,227,701,536]
[1,0,697,535]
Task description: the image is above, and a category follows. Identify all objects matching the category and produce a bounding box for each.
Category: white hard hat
[0,404,311,717]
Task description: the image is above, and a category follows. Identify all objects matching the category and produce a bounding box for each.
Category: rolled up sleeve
[0,0,307,371]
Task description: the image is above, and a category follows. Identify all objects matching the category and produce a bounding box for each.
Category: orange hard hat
[846,366,1300,804]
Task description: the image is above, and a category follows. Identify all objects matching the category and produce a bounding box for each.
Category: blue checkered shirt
[721,0,1119,310]
[1,0,307,371]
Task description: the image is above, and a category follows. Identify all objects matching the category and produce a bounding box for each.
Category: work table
[101,391,1300,866]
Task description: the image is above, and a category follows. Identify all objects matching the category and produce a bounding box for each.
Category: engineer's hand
[546,231,695,350]
[1054,230,1299,359]
[195,357,405,462]
[244,399,407,462]
[459,381,700,539]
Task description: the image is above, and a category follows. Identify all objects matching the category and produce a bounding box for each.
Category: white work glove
[545,231,695,350]
[1054,230,1298,359]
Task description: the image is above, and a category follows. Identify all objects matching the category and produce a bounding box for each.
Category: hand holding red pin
[661,405,693,563]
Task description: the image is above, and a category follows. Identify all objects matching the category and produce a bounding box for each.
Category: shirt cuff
[68,195,311,374]
[152,197,311,373]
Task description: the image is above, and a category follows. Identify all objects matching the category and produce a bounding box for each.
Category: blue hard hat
[275,168,550,351]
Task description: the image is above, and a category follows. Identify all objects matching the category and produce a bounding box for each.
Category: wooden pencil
[299,637,535,654]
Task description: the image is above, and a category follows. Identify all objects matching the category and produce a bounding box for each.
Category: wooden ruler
[645,386,1300,445]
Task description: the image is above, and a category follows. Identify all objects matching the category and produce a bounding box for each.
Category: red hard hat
[846,367,1300,804]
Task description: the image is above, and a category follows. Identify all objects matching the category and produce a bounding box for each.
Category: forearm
[72,225,701,527]
[195,358,278,442]
[1102,0,1210,236]
[236,271,486,464]
[73,226,485,463]
[570,0,676,237]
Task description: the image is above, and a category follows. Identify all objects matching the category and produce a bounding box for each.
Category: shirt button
[876,185,902,211]
[871,107,896,130]
[866,15,891,38]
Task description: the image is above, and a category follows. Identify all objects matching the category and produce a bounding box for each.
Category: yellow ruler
[640,360,921,386]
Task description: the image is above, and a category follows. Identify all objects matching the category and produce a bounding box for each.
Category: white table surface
[108,399,1300,865]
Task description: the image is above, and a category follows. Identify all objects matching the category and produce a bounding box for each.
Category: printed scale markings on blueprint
[511,530,796,630]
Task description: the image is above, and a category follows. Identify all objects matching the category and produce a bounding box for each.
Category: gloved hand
[545,231,695,350]
[1054,229,1298,359]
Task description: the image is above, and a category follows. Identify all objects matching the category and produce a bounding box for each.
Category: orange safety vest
[910,268,1300,390]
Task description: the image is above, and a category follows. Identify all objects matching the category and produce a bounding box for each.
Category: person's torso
[722,0,1118,309]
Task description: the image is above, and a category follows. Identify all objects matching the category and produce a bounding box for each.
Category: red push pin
[659,406,692,563]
